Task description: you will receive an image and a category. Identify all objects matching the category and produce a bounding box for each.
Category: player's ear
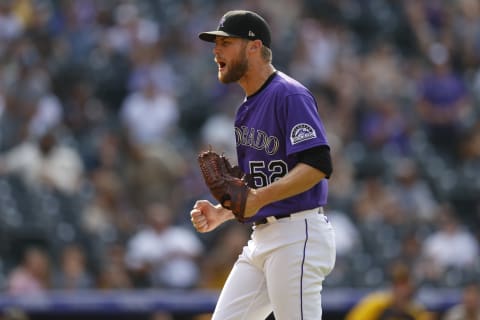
[248,40,262,52]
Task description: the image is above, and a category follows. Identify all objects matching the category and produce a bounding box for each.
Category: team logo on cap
[290,123,317,145]
[218,17,226,28]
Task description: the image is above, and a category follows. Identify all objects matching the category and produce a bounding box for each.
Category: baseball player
[190,10,336,319]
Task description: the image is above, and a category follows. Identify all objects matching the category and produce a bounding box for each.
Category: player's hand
[190,200,234,233]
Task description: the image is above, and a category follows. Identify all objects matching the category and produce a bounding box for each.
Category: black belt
[253,207,324,226]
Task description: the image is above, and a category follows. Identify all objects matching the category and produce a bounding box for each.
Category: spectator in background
[360,42,406,103]
[0,1,24,40]
[21,66,63,139]
[352,172,402,224]
[6,246,51,295]
[53,244,94,290]
[125,201,203,289]
[96,243,133,290]
[0,129,84,194]
[107,2,160,54]
[121,136,186,210]
[443,281,480,320]
[61,81,109,156]
[288,17,341,87]
[345,262,433,320]
[120,70,180,148]
[396,230,424,279]
[358,96,413,157]
[402,0,453,58]
[416,43,472,160]
[1,36,62,148]
[81,162,136,244]
[390,157,439,222]
[418,204,479,286]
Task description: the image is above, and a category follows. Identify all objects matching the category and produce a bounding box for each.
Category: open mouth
[215,57,226,71]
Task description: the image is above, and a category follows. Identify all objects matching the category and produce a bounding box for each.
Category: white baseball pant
[212,207,336,320]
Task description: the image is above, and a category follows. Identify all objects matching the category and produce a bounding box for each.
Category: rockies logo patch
[290,123,317,145]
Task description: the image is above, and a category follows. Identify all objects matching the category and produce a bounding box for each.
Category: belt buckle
[266,216,277,223]
[253,216,276,226]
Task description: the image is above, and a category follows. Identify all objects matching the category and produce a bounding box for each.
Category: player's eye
[221,38,233,45]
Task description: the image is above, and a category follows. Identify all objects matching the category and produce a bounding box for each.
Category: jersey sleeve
[284,93,329,156]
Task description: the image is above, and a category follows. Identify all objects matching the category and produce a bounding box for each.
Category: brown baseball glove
[198,149,250,222]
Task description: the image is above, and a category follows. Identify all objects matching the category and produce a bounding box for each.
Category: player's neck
[238,63,276,96]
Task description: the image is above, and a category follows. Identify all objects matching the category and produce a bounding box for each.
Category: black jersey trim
[298,145,332,178]
[246,71,278,100]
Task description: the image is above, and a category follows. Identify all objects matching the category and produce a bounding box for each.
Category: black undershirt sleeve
[298,145,332,178]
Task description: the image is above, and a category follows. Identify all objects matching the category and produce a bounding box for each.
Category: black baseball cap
[199,10,271,48]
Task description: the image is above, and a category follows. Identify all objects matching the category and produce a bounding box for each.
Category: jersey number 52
[249,160,288,188]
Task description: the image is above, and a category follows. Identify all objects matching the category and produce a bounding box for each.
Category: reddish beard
[219,46,249,83]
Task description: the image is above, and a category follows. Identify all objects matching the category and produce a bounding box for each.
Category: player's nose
[212,42,223,55]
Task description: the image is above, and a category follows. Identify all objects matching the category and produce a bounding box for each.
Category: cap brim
[198,31,241,42]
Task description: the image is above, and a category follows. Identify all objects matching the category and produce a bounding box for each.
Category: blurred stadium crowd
[0,0,479,312]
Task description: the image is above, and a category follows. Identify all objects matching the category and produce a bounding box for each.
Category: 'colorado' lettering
[235,126,279,155]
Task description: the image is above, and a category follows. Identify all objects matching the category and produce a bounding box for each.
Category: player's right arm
[190,200,235,233]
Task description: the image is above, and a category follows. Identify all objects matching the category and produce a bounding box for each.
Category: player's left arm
[243,145,332,218]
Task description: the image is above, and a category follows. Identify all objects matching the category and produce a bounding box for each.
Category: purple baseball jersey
[234,71,329,222]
